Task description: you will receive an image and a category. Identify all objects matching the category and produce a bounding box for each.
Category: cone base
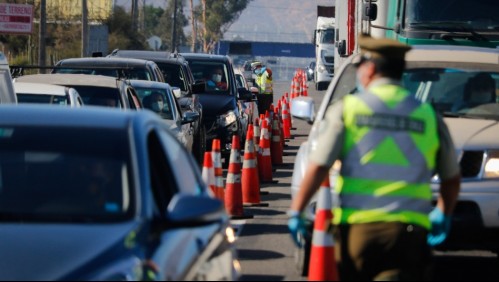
[230,214,254,220]
[243,202,270,207]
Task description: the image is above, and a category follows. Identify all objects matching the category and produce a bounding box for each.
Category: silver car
[129,80,198,153]
[14,82,84,107]
[291,45,499,275]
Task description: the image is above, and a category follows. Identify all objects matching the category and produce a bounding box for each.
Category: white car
[14,82,84,107]
[291,45,499,276]
[234,68,258,123]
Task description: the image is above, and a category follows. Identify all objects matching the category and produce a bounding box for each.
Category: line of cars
[0,51,245,280]
[290,45,499,276]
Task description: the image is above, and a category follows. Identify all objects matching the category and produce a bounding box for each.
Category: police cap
[251,61,262,69]
[358,34,411,61]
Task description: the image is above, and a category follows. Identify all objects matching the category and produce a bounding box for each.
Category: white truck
[313,5,336,91]
[0,52,16,104]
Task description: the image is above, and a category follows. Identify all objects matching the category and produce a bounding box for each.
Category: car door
[150,127,235,280]
[171,91,194,152]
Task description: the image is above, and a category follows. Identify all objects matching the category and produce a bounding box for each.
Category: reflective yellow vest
[256,69,273,94]
[334,84,440,230]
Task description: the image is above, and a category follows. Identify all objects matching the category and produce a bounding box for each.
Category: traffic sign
[0,3,33,34]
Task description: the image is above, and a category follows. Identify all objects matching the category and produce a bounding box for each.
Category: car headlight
[318,64,326,73]
[484,150,499,178]
[219,110,237,127]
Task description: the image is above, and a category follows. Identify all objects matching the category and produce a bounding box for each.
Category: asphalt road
[233,80,499,281]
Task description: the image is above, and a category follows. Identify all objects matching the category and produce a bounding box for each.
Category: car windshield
[69,86,122,108]
[330,64,499,120]
[134,87,175,120]
[0,126,134,223]
[17,94,69,105]
[189,62,230,94]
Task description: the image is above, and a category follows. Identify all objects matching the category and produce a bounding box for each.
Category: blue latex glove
[427,207,452,246]
[287,210,307,248]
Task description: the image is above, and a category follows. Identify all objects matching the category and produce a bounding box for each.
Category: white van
[0,52,17,104]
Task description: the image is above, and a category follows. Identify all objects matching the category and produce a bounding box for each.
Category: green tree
[193,0,251,53]
[154,0,188,51]
[105,6,147,51]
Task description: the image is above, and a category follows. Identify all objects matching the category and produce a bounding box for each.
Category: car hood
[0,221,140,280]
[444,118,499,150]
[197,94,236,117]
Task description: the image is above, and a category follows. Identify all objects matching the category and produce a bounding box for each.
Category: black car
[181,53,253,164]
[107,50,206,165]
[52,57,166,83]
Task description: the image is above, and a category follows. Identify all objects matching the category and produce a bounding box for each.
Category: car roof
[128,79,172,89]
[407,45,499,65]
[180,53,231,62]
[14,82,68,96]
[56,57,156,67]
[14,74,122,88]
[0,104,158,129]
[109,50,188,64]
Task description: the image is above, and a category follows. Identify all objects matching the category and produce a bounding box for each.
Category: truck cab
[0,52,17,104]
[314,16,336,91]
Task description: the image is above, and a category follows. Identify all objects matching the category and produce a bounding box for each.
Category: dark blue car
[0,105,239,280]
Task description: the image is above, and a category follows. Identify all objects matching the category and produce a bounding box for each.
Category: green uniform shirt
[310,79,460,181]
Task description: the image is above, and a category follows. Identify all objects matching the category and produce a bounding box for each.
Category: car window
[0,126,134,223]
[71,86,123,108]
[134,87,174,120]
[17,94,69,105]
[157,128,203,195]
[188,61,230,94]
[156,63,187,92]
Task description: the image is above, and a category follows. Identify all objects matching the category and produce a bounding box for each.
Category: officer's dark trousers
[333,222,433,281]
[257,93,273,116]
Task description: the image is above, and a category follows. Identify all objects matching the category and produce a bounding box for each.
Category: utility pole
[82,0,88,57]
[39,0,46,69]
[131,0,138,34]
[171,0,178,52]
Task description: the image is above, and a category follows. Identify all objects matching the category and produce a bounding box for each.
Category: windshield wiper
[409,21,489,41]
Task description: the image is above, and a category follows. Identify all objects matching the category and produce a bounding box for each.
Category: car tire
[193,125,207,166]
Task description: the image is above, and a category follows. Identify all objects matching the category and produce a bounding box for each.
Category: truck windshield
[405,0,499,31]
[320,29,335,44]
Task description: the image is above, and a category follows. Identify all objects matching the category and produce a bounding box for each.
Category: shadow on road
[238,223,289,237]
[237,249,286,260]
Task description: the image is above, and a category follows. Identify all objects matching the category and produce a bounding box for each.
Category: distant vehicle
[14,82,84,107]
[129,80,198,152]
[14,74,142,110]
[234,68,258,124]
[107,50,206,165]
[52,57,165,83]
[306,61,315,81]
[0,105,239,280]
[314,5,335,91]
[240,59,260,86]
[0,52,17,104]
[290,45,499,276]
[181,53,253,165]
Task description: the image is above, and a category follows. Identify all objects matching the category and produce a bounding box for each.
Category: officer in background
[252,61,274,116]
[288,35,461,280]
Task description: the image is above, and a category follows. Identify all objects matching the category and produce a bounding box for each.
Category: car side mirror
[166,194,225,225]
[172,87,182,98]
[290,96,315,124]
[192,81,206,94]
[363,3,378,21]
[238,88,253,102]
[181,111,200,124]
[338,40,347,57]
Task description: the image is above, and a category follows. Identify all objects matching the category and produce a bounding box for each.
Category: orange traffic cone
[258,119,278,184]
[201,151,216,196]
[225,135,253,219]
[282,99,292,139]
[242,125,268,207]
[308,177,338,281]
[271,111,283,165]
[212,139,225,204]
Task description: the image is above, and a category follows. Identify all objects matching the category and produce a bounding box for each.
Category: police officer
[288,35,461,281]
[252,61,274,116]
